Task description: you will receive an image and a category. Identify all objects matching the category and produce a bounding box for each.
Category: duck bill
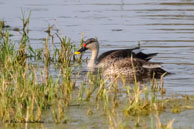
[74,47,88,55]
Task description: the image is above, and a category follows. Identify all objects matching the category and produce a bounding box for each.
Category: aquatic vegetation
[0,14,194,129]
[0,20,10,28]
[0,14,77,124]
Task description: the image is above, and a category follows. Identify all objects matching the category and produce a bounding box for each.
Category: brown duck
[75,38,167,78]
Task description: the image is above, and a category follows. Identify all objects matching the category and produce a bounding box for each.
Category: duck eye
[83,44,87,47]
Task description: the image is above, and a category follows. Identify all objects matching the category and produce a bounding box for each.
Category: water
[1,0,194,128]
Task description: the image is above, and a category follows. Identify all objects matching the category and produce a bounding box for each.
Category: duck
[74,38,167,78]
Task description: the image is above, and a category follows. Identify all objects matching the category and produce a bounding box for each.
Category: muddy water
[1,0,194,128]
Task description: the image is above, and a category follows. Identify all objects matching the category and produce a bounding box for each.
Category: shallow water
[1,0,194,128]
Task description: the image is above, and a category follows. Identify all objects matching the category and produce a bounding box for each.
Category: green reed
[2,13,194,129]
[0,13,77,125]
[0,22,175,128]
[17,11,31,65]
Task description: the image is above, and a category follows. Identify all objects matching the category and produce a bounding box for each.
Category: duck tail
[135,52,158,61]
[143,62,170,78]
[150,68,169,78]
[145,53,158,61]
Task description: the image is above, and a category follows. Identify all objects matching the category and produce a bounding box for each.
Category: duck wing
[97,47,157,65]
[97,47,139,64]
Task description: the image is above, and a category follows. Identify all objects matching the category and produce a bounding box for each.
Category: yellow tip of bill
[74,51,81,55]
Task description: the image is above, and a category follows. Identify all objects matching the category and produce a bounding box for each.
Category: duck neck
[88,48,99,68]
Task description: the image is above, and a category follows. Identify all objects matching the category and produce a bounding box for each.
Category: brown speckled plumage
[103,58,166,78]
[76,38,168,78]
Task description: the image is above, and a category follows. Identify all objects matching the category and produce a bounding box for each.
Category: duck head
[74,38,99,54]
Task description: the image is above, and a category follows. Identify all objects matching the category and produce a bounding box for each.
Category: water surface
[0,0,194,128]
